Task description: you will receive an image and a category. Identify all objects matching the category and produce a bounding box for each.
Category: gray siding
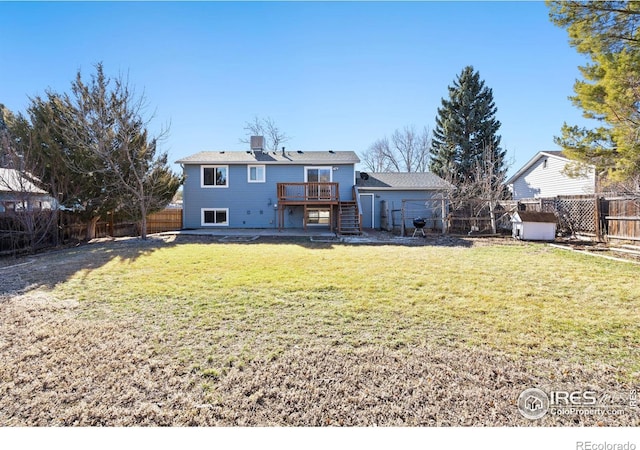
[182,163,356,229]
[511,156,595,199]
[358,189,445,230]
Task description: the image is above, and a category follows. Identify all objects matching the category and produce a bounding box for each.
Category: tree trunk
[86,216,100,240]
[139,202,148,240]
[140,215,147,240]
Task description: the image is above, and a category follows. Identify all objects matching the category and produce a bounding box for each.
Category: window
[2,201,16,212]
[304,166,332,183]
[201,165,228,188]
[307,208,331,225]
[201,208,229,226]
[247,165,266,183]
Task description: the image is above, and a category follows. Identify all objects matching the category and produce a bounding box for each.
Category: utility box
[511,211,557,241]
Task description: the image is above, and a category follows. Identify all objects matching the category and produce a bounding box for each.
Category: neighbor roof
[176,150,360,165]
[356,172,454,191]
[0,168,48,194]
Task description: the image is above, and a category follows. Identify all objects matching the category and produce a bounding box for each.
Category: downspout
[180,163,185,229]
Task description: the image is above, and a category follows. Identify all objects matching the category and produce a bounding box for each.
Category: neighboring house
[176,137,361,233]
[0,168,55,213]
[356,172,454,230]
[506,151,596,200]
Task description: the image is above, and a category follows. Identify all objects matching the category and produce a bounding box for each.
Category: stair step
[338,201,361,235]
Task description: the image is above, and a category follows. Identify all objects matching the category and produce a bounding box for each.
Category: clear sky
[0,1,593,177]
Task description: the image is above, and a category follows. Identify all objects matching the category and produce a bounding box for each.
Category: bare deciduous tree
[240,116,290,152]
[361,137,393,172]
[361,125,431,173]
[435,145,510,234]
[1,107,59,253]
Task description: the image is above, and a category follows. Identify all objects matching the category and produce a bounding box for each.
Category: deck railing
[277,182,339,203]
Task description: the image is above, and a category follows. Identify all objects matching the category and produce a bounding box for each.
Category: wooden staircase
[338,201,362,235]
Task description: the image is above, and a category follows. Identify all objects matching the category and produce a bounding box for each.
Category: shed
[356,172,454,231]
[511,211,557,241]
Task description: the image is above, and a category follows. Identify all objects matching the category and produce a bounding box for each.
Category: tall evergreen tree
[429,66,505,185]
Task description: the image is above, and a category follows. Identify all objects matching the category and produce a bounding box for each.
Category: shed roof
[176,150,360,165]
[356,172,454,191]
[512,211,557,223]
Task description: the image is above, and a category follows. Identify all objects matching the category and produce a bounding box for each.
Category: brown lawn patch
[0,236,638,426]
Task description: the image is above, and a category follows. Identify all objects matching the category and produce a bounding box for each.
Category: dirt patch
[207,346,638,426]
[1,290,637,426]
[0,291,201,426]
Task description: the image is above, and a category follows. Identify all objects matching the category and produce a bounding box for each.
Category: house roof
[512,211,557,223]
[356,172,454,191]
[176,150,360,165]
[506,150,591,185]
[0,168,48,194]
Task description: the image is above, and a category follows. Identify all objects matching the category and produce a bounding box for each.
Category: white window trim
[201,208,229,226]
[247,164,266,183]
[304,166,333,182]
[201,165,229,188]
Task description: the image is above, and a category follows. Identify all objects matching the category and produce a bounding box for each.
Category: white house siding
[510,156,595,199]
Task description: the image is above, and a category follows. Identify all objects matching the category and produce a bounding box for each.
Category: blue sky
[0,1,592,177]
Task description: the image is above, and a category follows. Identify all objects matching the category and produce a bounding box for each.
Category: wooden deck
[276,182,339,231]
[277,182,339,204]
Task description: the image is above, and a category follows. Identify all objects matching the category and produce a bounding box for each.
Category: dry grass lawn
[0,235,638,426]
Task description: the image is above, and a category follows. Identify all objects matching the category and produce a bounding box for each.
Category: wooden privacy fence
[519,195,640,242]
[145,208,183,234]
[604,197,640,242]
[447,200,518,234]
[60,208,183,241]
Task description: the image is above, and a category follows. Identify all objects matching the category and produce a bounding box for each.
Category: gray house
[176,140,361,233]
[0,168,55,213]
[506,151,596,200]
[356,172,454,231]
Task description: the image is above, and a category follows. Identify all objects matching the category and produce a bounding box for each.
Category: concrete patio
[161,228,338,238]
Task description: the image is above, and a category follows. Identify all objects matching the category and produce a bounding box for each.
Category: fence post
[594,195,602,242]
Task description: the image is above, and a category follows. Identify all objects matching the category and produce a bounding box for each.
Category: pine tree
[548,1,640,181]
[429,66,505,185]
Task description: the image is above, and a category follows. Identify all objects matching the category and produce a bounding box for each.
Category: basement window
[201,208,229,226]
[307,208,331,225]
